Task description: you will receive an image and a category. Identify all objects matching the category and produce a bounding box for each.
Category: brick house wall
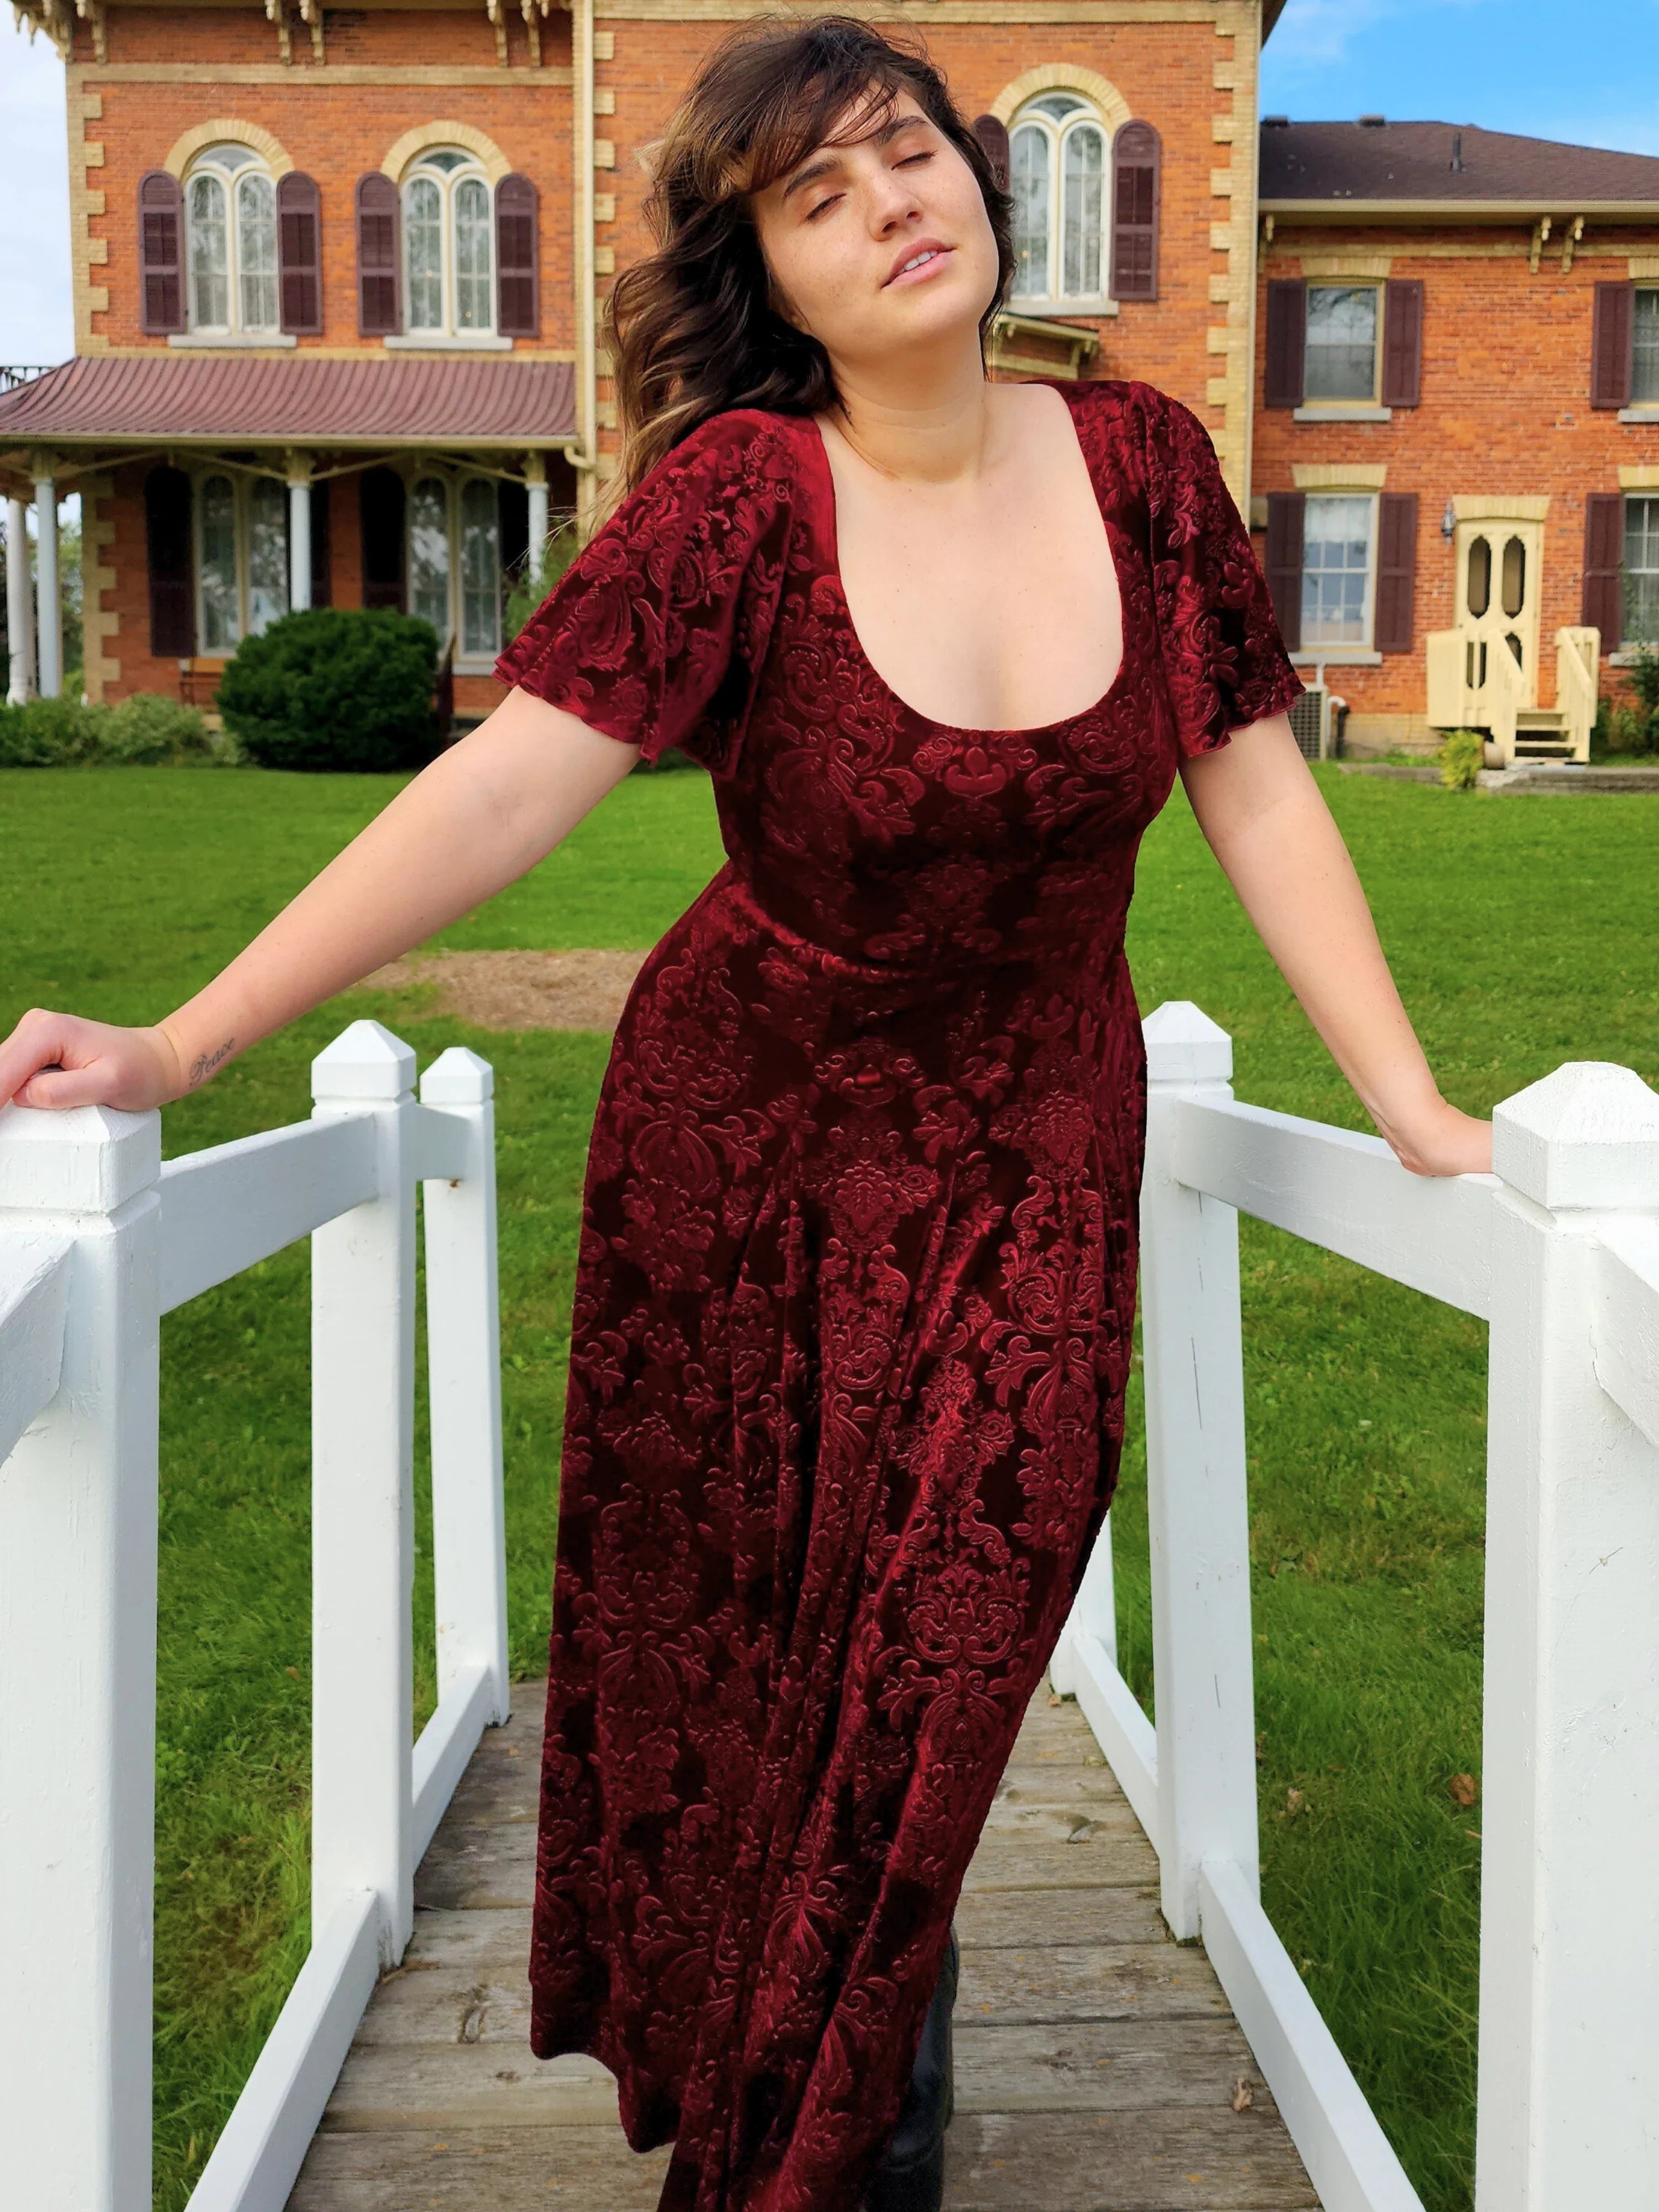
[1253,221,1659,751]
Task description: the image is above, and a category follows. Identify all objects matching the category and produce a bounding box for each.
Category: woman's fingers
[0,1009,174,1114]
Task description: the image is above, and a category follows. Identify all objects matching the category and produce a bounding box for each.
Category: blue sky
[2,0,1656,362]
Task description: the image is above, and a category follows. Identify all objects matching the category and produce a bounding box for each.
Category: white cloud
[0,20,71,365]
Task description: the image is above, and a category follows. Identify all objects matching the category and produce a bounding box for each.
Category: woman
[0,17,1491,2212]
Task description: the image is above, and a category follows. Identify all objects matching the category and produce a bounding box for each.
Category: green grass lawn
[3,762,1655,2211]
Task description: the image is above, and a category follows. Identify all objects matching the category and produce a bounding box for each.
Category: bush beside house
[217,607,441,774]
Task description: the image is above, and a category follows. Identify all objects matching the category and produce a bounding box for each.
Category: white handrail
[0,1020,507,2212]
[1052,1003,1659,2212]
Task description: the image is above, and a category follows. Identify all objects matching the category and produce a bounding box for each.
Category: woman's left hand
[1380,1097,1493,1179]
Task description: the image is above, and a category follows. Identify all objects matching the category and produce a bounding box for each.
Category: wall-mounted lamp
[1441,497,1457,541]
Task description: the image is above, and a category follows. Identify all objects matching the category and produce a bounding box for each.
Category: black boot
[859,1922,959,2212]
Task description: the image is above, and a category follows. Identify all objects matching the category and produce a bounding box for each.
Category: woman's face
[749,87,1001,375]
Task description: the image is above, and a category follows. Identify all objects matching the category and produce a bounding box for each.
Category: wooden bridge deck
[286,1670,1319,2211]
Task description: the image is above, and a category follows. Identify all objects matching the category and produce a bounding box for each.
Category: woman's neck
[821,334,1004,487]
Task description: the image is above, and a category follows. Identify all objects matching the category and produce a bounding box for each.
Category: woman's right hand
[0,1008,189,1115]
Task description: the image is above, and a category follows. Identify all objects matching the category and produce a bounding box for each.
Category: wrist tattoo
[187,1037,236,1088]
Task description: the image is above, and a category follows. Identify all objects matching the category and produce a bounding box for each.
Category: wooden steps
[285,1676,1319,2211]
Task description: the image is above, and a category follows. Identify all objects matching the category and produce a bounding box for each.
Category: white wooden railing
[6,999,1658,2212]
[1052,1001,1659,2212]
[0,1019,508,2212]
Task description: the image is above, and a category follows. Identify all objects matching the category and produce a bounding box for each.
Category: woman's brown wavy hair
[604,13,1015,504]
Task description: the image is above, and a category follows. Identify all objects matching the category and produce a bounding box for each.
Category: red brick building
[1,0,1655,760]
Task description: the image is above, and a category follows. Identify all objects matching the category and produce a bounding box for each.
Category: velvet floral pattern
[494,377,1303,2212]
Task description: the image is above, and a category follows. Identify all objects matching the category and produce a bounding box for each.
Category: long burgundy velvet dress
[492,375,1303,2212]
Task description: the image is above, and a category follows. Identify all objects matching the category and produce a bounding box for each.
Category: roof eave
[1261,197,1659,223]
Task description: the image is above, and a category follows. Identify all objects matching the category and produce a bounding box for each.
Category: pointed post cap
[0,1100,161,1213]
[420,1047,493,1106]
[1142,1001,1233,1084]
[311,1019,416,1103]
[1493,1060,1659,1209]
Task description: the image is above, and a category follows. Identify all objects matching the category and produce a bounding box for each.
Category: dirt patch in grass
[357,947,650,1031]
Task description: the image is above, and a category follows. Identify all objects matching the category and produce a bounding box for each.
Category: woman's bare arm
[0,687,641,1113]
[1178,713,1491,1177]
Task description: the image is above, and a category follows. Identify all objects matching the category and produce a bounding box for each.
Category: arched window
[184,144,280,335]
[403,149,495,337]
[1009,95,1108,307]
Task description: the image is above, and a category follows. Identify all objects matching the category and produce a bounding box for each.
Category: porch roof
[0,353,577,454]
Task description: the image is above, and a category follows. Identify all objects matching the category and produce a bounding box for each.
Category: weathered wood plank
[286,1672,1317,2212]
[942,2110,1321,2209]
[320,2043,622,2131]
[291,2126,671,2210]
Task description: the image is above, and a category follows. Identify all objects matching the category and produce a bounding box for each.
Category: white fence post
[310,1021,418,1968]
[0,1100,162,2212]
[420,1047,509,1725]
[1140,1002,1258,1939]
[1476,1061,1659,2210]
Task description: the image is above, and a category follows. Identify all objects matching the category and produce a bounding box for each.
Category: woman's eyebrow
[779,113,926,201]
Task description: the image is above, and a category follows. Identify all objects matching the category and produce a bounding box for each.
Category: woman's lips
[883,243,954,288]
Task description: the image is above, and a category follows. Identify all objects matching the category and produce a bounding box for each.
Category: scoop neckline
[803,378,1133,740]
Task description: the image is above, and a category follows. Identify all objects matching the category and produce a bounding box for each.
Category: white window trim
[169,331,298,350]
[401,463,507,669]
[401,153,499,343]
[190,468,291,656]
[1300,489,1380,657]
[1008,97,1114,314]
[182,151,283,342]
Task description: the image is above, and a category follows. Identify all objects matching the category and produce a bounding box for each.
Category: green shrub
[217,607,441,773]
[0,694,95,766]
[96,691,213,764]
[1437,727,1486,791]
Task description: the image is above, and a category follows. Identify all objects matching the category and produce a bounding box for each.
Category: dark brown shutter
[277,171,322,336]
[356,173,401,337]
[138,170,185,336]
[1265,279,1306,409]
[1583,492,1625,644]
[309,477,332,608]
[495,172,539,338]
[359,467,406,611]
[1109,122,1160,301]
[144,465,194,656]
[1264,491,1305,650]
[1374,492,1418,651]
[1591,283,1634,409]
[1380,279,1423,407]
[971,113,1010,192]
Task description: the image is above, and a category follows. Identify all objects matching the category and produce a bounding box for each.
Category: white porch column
[5,494,33,702]
[286,453,312,614]
[525,452,549,578]
[31,459,61,699]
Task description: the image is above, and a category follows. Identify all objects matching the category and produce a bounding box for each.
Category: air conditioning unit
[1288,685,1331,760]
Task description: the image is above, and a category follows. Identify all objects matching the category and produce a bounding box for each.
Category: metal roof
[1260,119,1659,212]
[0,353,577,448]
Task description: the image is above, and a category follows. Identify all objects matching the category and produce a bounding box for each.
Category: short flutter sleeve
[494,410,793,772]
[1140,386,1304,757]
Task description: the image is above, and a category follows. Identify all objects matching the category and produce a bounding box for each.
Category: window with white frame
[1303,285,1381,406]
[406,471,505,660]
[404,150,495,337]
[1633,289,1659,408]
[1301,493,1376,649]
[1009,94,1108,306]
[184,145,280,337]
[1625,494,1659,645]
[195,471,289,654]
